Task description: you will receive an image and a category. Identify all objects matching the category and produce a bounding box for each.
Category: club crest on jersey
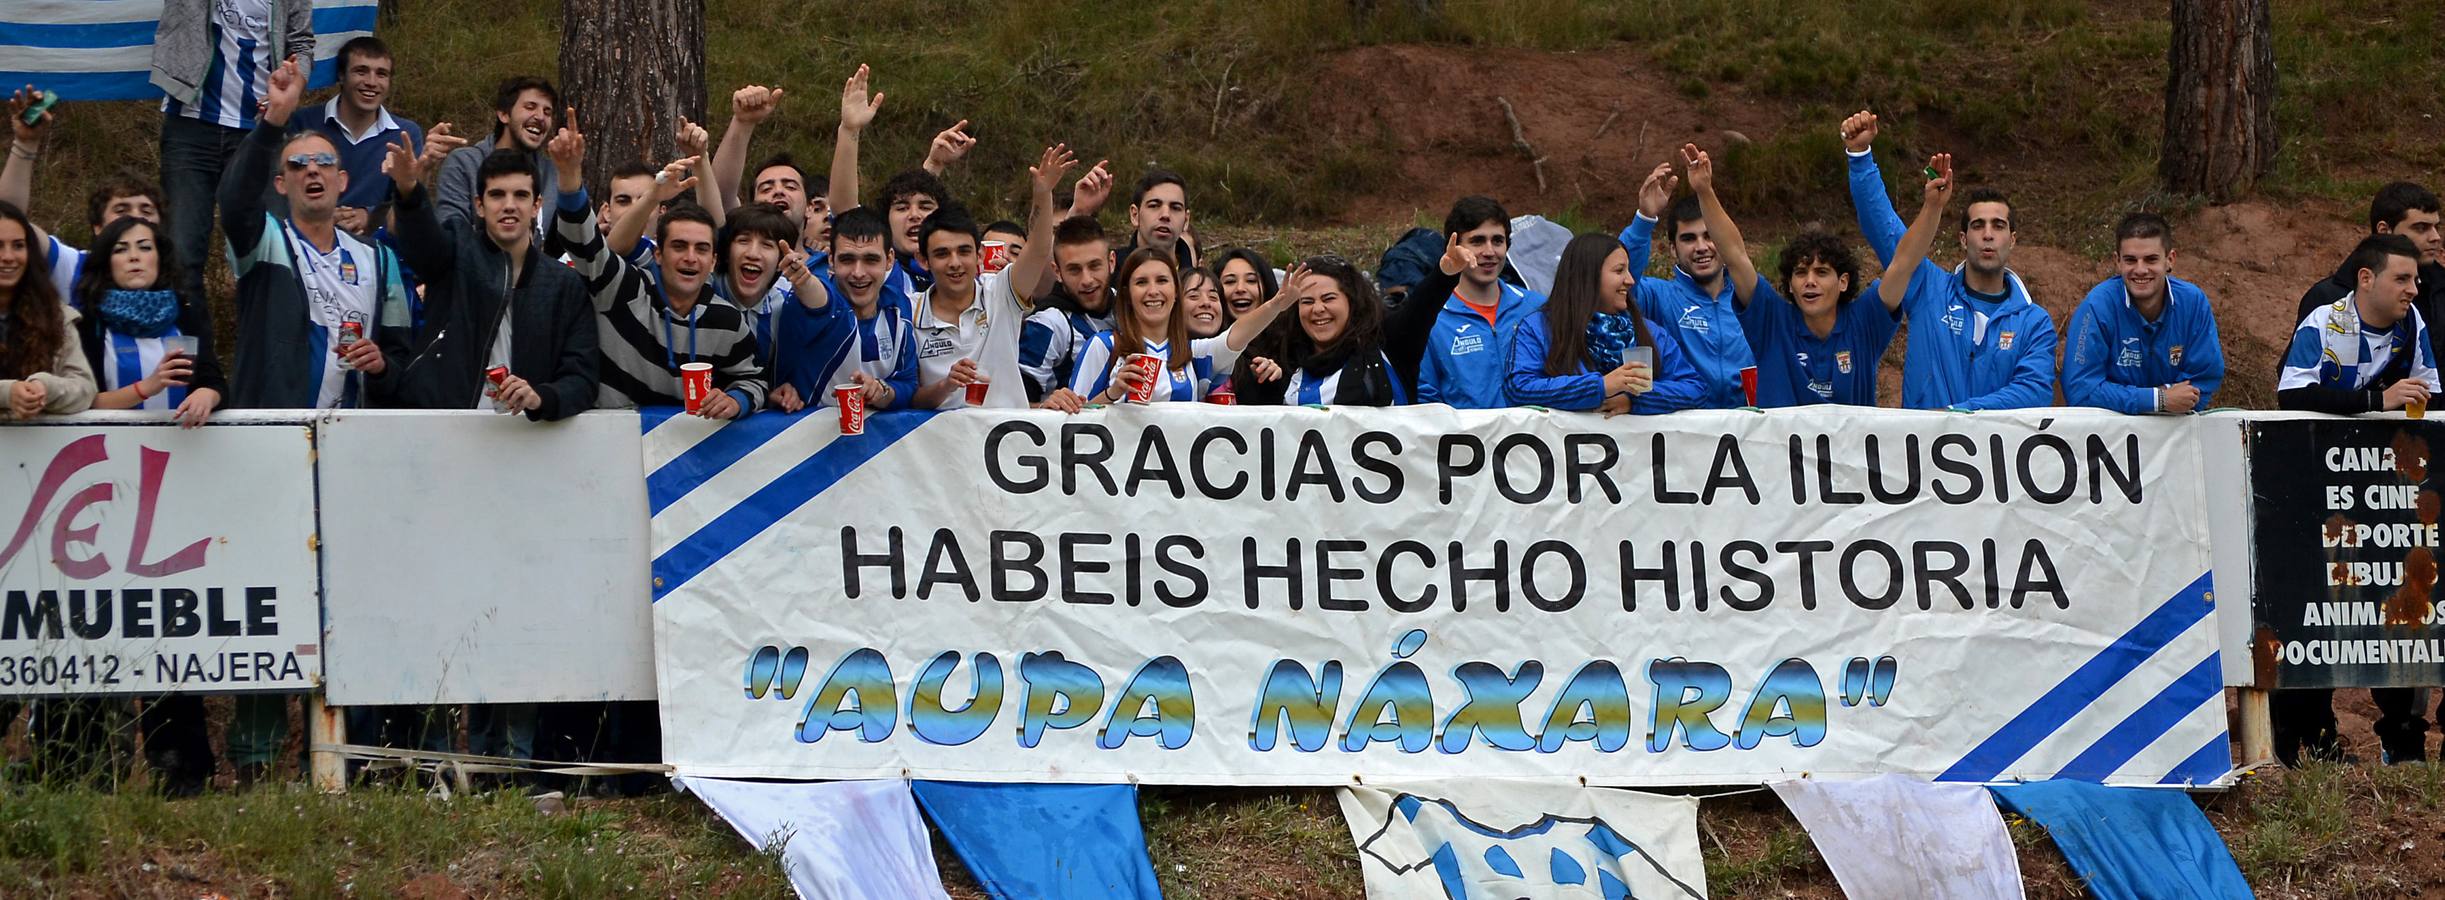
[339,261,359,284]
[1835,350,1853,373]
[2169,344,2185,366]
[1999,331,2017,351]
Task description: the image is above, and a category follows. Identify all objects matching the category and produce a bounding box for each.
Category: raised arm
[2,87,51,238]
[221,57,307,266]
[920,119,973,176]
[1841,110,1906,263]
[674,118,724,228]
[1875,153,1953,314]
[712,84,781,213]
[827,65,880,218]
[1066,160,1113,221]
[1007,144,1076,306]
[609,155,697,259]
[378,123,467,278]
[1614,162,1675,277]
[1225,262,1310,352]
[1682,144,1759,306]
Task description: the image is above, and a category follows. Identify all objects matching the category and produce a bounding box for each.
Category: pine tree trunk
[2161,0,2276,200]
[558,0,706,196]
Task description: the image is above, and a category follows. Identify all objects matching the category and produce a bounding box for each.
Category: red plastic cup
[980,240,1010,273]
[680,362,714,414]
[1125,353,1164,403]
[1740,366,1759,406]
[835,383,866,435]
[485,365,509,387]
[964,376,991,406]
[1207,382,1237,405]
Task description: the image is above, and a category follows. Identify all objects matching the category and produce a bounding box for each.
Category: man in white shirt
[910,146,1074,409]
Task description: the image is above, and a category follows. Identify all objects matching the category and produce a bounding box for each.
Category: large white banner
[650,406,2231,786]
[0,418,320,696]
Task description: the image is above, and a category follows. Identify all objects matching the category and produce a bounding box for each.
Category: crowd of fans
[3,12,2443,791]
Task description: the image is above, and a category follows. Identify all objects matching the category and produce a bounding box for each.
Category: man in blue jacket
[1616,164,1757,407]
[1841,110,2057,410]
[1386,196,1544,408]
[2062,213,2225,413]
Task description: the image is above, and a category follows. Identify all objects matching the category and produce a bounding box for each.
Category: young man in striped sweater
[546,112,767,418]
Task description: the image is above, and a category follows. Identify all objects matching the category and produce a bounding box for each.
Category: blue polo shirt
[1738,278,1900,407]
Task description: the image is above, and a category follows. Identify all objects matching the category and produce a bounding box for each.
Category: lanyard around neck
[661,302,702,370]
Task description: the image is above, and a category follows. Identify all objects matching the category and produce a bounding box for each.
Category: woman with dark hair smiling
[71,215,226,427]
[1181,265,1224,339]
[1234,255,1407,406]
[1211,247,1278,322]
[0,201,96,419]
[1071,248,1300,403]
[1504,232,1703,413]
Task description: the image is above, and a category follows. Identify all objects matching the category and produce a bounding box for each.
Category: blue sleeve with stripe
[2060,297,2155,414]
[1848,151,1905,265]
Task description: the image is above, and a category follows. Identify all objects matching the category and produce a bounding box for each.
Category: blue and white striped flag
[0,0,377,101]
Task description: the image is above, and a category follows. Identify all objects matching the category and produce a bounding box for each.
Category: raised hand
[676,117,710,158]
[1636,162,1679,219]
[547,106,586,178]
[1267,262,1312,311]
[8,85,52,147]
[260,56,306,126]
[1029,143,1078,195]
[1840,109,1879,154]
[1680,143,1714,191]
[1922,152,1955,206]
[924,119,975,172]
[418,122,467,184]
[839,65,883,134]
[1438,232,1472,276]
[380,131,422,192]
[653,156,702,202]
[731,84,784,126]
[1070,159,1113,214]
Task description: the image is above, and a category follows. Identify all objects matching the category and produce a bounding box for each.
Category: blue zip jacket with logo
[2063,275,2226,413]
[1415,281,1545,408]
[1617,214,1758,407]
[1847,151,2059,410]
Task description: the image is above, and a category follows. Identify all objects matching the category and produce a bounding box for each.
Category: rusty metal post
[307,691,347,793]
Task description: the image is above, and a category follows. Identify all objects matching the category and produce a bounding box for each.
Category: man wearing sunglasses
[221,56,414,411]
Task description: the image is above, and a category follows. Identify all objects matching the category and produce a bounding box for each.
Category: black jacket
[75,289,227,398]
[386,183,599,419]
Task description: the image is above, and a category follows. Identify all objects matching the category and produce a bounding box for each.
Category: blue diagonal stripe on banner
[637,406,684,436]
[651,411,933,601]
[2054,655,2224,782]
[2159,731,2236,785]
[1936,571,2215,783]
[645,411,801,514]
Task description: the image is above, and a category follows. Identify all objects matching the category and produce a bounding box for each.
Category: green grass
[0,784,792,897]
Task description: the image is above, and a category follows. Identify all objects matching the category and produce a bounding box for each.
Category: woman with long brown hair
[1070,247,1302,403]
[0,201,96,418]
[1504,232,1702,413]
